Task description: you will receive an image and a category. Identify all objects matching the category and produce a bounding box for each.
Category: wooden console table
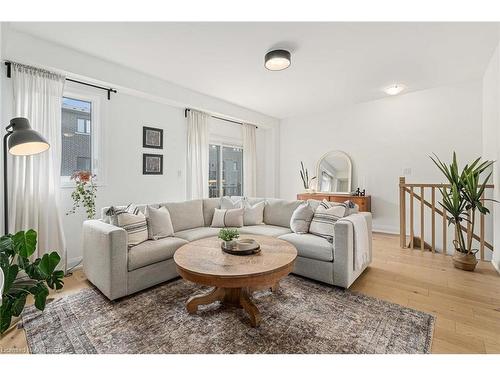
[297,193,372,213]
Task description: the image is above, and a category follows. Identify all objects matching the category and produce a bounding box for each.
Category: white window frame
[209,142,243,197]
[60,88,105,188]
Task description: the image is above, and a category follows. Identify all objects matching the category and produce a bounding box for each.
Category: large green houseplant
[430,152,495,271]
[0,229,64,335]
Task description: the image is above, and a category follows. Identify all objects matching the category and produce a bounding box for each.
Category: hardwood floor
[1,232,499,354]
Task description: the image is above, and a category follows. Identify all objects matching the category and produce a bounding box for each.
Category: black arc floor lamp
[3,117,50,234]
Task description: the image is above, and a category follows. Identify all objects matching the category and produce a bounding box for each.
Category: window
[76,118,91,134]
[60,90,103,188]
[209,144,243,197]
[61,97,93,178]
[76,156,91,171]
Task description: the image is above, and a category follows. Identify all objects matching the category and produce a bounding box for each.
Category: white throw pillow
[211,208,244,228]
[145,205,174,240]
[220,196,244,209]
[116,210,148,247]
[344,200,359,216]
[220,196,264,225]
[290,202,315,234]
[242,200,265,225]
[309,200,347,242]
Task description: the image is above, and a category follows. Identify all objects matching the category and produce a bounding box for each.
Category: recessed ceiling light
[384,84,406,96]
[265,49,291,71]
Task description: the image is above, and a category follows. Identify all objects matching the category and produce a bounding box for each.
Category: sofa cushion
[263,199,303,228]
[104,203,145,226]
[164,199,204,232]
[290,202,315,234]
[116,210,149,248]
[202,198,220,226]
[128,237,188,271]
[308,199,359,215]
[174,227,221,242]
[211,208,244,228]
[229,196,266,206]
[243,200,265,225]
[239,224,292,237]
[145,205,174,240]
[278,233,334,262]
[221,197,265,225]
[220,196,243,209]
[309,200,347,242]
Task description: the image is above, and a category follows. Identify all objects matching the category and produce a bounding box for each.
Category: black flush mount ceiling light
[264,49,291,71]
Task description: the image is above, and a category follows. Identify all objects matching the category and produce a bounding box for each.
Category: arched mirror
[316,150,352,194]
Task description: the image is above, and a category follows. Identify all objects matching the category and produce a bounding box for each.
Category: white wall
[482,42,500,273]
[0,26,280,267]
[280,81,485,239]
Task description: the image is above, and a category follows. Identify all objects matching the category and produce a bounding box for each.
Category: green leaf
[24,258,45,280]
[17,255,30,270]
[11,293,28,317]
[38,251,61,278]
[13,230,37,258]
[0,298,14,334]
[0,235,14,257]
[47,270,65,290]
[30,283,49,311]
[2,264,19,293]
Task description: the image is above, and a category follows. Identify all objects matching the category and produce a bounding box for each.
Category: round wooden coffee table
[173,235,297,327]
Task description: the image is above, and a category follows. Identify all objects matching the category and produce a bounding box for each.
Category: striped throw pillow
[116,209,148,247]
[211,208,244,228]
[105,203,140,226]
[309,200,347,242]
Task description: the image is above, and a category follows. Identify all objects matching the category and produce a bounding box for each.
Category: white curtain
[10,63,66,267]
[186,110,210,199]
[242,123,257,197]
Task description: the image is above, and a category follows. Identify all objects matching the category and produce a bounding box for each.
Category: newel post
[399,176,406,248]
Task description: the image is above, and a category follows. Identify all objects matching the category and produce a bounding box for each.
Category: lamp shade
[7,117,50,156]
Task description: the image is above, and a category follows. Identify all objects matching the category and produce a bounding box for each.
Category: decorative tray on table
[221,239,261,256]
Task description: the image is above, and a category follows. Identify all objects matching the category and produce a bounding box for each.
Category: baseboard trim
[372,225,399,235]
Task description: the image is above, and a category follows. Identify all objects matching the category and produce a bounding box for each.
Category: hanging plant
[67,171,97,219]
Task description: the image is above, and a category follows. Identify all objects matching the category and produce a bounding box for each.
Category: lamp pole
[3,125,13,234]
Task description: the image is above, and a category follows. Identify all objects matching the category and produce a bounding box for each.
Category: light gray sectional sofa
[83,197,372,300]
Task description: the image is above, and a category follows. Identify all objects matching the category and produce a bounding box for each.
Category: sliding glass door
[209,144,243,198]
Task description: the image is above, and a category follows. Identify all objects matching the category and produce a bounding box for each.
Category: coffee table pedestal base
[186,287,265,327]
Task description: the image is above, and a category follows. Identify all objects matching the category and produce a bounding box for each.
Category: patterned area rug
[21,276,434,354]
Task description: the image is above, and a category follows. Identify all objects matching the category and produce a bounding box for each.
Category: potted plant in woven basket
[431,152,496,271]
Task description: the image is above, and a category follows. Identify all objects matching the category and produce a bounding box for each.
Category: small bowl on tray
[221,238,261,256]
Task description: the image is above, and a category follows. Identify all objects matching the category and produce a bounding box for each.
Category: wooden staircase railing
[399,177,494,260]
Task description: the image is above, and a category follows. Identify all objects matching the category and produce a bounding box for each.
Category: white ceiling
[8,22,500,119]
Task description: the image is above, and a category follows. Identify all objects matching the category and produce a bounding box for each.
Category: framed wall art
[143,126,163,149]
[143,153,163,175]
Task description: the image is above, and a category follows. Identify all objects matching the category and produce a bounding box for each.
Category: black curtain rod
[184,108,258,129]
[4,61,117,100]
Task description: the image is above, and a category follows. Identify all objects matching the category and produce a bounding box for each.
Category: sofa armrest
[82,219,128,300]
[332,212,372,288]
